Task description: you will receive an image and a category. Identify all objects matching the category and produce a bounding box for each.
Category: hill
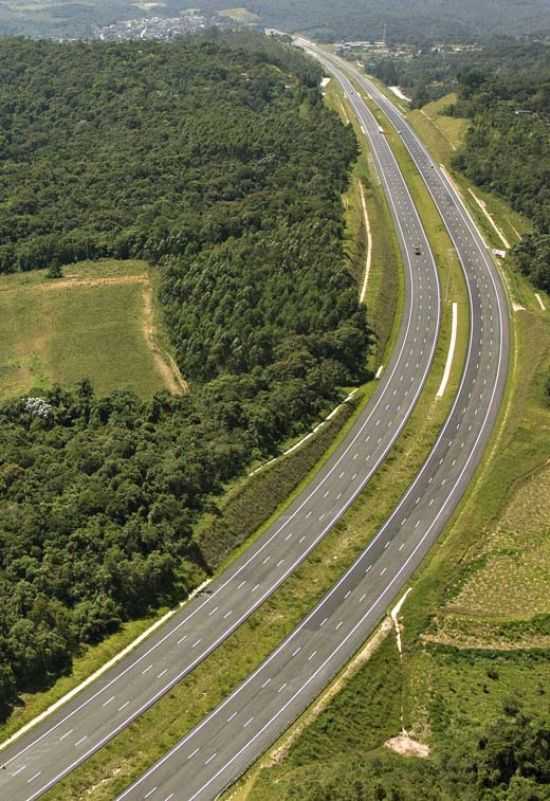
[245,0,550,42]
[2,0,550,41]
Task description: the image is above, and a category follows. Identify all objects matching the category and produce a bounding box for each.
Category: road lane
[111,43,509,801]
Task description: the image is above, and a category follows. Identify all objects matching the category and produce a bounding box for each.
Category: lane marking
[437,302,458,398]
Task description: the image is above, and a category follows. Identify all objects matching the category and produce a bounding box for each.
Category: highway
[0,49,442,801]
[109,43,510,801]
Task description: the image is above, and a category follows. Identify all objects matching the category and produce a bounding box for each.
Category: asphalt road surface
[0,49,442,801]
[109,43,510,801]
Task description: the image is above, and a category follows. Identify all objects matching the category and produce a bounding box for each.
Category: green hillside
[2,0,550,41]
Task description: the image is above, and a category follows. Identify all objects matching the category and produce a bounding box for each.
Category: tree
[46,261,63,280]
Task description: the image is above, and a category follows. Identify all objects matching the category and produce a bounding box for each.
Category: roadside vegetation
[367,39,550,295]
[451,57,550,294]
[242,295,550,801]
[243,301,550,801]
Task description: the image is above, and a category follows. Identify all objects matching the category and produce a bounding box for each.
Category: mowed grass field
[0,259,173,401]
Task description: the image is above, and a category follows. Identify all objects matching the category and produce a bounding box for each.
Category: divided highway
[0,53,442,801]
[109,43,510,801]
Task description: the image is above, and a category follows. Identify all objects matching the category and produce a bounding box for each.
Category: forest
[450,44,550,291]
[0,34,368,709]
[242,0,550,43]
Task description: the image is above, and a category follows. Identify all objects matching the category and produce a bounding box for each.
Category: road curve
[109,43,510,801]
[0,55,442,801]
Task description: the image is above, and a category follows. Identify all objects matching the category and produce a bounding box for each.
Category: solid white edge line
[436,303,458,398]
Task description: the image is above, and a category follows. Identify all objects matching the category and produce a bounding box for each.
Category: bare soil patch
[385,733,430,759]
[142,283,188,396]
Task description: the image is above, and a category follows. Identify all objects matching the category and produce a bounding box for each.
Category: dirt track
[142,282,189,396]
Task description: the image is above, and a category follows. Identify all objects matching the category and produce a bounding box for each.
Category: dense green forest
[0,34,368,710]
[368,38,550,107]
[368,46,471,108]
[3,0,550,42]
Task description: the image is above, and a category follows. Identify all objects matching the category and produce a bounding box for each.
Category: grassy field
[0,259,179,401]
[230,70,550,801]
[412,93,469,154]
